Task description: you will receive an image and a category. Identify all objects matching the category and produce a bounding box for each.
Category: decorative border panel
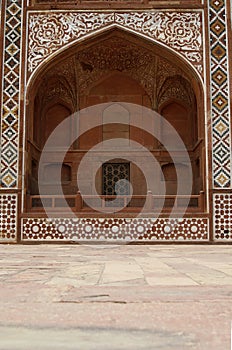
[213,193,232,240]
[0,0,23,188]
[28,0,204,6]
[22,217,209,242]
[27,11,203,77]
[209,0,232,187]
[0,194,17,241]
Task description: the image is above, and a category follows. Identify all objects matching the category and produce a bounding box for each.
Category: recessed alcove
[25,29,205,214]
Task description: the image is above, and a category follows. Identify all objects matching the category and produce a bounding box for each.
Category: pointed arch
[24,26,207,215]
[26,25,204,95]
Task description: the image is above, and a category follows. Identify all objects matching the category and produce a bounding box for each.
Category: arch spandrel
[26,29,204,120]
[26,11,204,85]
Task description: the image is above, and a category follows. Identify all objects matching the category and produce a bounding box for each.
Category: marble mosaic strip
[208,0,232,187]
[213,193,232,240]
[1,0,23,188]
[0,194,17,242]
[22,217,209,242]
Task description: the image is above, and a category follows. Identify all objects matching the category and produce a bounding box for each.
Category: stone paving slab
[0,244,231,349]
[0,326,196,350]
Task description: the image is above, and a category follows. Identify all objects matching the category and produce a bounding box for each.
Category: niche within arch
[24,29,206,214]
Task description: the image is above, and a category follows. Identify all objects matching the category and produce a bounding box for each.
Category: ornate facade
[0,0,231,242]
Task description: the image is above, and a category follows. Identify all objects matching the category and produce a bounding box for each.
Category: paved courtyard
[0,244,231,349]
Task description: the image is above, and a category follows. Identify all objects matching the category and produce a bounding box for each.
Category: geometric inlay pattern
[22,217,209,242]
[208,0,231,187]
[103,163,130,195]
[1,0,23,187]
[27,11,203,77]
[0,194,17,242]
[213,194,232,240]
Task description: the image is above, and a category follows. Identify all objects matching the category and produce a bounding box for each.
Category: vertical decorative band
[0,0,22,188]
[209,0,231,188]
[213,193,232,240]
[0,194,17,241]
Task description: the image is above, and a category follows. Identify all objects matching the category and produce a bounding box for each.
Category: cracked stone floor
[0,244,231,349]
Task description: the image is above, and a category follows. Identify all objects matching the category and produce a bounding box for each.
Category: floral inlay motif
[28,11,203,76]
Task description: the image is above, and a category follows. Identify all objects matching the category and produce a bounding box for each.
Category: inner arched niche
[158,75,198,148]
[25,29,205,211]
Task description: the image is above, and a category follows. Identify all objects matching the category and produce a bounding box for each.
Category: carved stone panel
[27,11,203,77]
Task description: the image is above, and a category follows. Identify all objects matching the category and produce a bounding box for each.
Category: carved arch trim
[26,11,204,90]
